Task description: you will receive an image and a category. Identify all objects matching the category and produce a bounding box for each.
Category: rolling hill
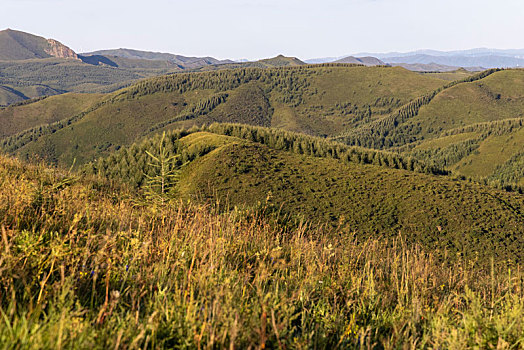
[0,55,176,106]
[190,55,307,71]
[1,64,447,166]
[332,68,524,186]
[390,63,484,73]
[82,124,524,263]
[0,93,103,138]
[0,29,89,105]
[2,34,524,348]
[333,56,385,66]
[2,63,524,188]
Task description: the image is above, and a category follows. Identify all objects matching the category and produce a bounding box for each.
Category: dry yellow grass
[0,155,523,348]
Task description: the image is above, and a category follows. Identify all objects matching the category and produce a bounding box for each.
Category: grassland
[409,70,524,139]
[1,154,523,348]
[0,93,103,138]
[83,125,524,264]
[2,64,524,187]
[2,65,446,166]
[402,117,524,189]
[2,60,524,348]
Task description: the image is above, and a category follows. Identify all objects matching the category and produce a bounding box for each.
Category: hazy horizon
[4,0,524,61]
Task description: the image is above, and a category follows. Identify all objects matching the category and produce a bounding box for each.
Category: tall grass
[0,155,522,348]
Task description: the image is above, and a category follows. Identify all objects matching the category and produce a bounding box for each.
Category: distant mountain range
[356,48,524,59]
[305,56,385,66]
[2,28,524,107]
[82,48,234,69]
[389,63,484,72]
[333,56,385,66]
[308,48,524,69]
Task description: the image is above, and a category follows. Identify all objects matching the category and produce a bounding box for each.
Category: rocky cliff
[45,39,79,60]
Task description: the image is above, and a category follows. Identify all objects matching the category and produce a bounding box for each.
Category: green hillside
[79,54,184,70]
[405,118,524,189]
[334,69,524,148]
[407,69,524,140]
[0,82,66,107]
[0,58,170,93]
[258,54,306,66]
[1,64,447,166]
[2,154,522,348]
[327,68,524,187]
[0,93,103,138]
[3,64,524,188]
[83,124,524,264]
[191,55,306,71]
[420,68,478,81]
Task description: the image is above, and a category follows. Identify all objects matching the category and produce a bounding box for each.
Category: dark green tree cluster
[409,139,481,168]
[441,118,524,138]
[205,123,447,175]
[83,123,448,191]
[147,92,229,134]
[83,128,214,188]
[122,66,317,108]
[486,152,524,192]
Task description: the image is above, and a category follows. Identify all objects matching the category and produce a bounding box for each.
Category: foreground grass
[0,155,523,349]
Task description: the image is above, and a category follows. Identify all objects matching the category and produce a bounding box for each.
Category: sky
[3,0,524,60]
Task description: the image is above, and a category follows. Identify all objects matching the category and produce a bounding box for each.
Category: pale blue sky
[3,0,524,60]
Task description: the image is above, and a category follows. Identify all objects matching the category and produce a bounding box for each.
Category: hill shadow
[79,55,118,67]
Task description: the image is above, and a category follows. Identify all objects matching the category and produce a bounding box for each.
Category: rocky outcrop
[45,39,79,60]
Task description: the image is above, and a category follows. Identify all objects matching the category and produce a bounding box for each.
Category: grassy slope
[79,54,183,70]
[411,70,524,139]
[452,128,524,177]
[1,154,522,348]
[191,55,306,71]
[0,93,103,138]
[409,125,524,184]
[400,70,524,185]
[326,68,524,186]
[5,65,446,166]
[4,65,523,186]
[88,130,524,263]
[16,91,191,165]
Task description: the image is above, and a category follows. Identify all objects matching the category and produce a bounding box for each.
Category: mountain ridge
[81,48,234,69]
[0,28,79,61]
[333,56,385,66]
